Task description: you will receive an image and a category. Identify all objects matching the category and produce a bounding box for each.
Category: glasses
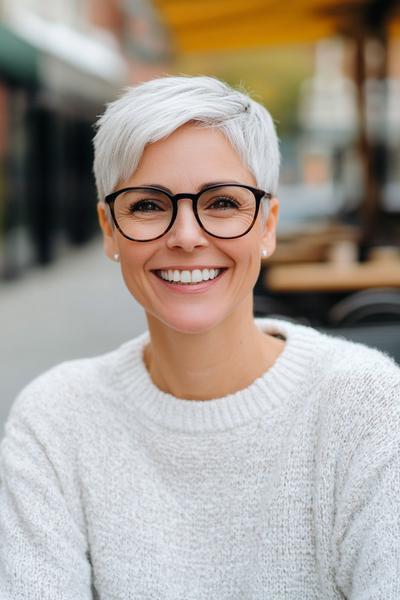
[105,183,272,242]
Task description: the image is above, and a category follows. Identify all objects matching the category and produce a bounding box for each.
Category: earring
[261,248,268,258]
[113,253,119,262]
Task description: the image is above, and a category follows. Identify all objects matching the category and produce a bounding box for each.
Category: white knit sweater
[1,317,400,600]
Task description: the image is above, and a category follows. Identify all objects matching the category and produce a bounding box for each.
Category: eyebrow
[138,180,244,193]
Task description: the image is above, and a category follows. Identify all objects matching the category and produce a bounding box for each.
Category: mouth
[152,267,227,285]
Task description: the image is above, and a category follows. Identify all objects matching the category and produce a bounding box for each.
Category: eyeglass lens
[112,186,257,240]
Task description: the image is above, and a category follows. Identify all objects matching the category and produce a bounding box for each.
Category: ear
[261,196,280,257]
[97,202,119,260]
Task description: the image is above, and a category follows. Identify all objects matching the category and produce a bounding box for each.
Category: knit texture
[1,317,400,599]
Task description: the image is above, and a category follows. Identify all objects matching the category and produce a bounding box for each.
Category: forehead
[125,123,256,189]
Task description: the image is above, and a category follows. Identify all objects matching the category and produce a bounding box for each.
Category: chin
[149,307,227,335]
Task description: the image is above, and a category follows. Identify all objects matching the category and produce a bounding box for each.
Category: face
[98,123,280,335]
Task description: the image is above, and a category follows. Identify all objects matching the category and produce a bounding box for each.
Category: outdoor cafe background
[0,0,399,429]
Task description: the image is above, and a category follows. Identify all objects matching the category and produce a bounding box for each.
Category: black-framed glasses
[105,183,272,242]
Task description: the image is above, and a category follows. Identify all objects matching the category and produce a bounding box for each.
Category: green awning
[0,23,39,86]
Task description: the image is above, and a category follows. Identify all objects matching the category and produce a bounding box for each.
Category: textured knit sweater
[1,317,400,600]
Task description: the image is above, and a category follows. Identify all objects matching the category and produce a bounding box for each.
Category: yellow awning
[154,0,400,53]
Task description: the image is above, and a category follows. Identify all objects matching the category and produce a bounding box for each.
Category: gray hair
[93,75,280,221]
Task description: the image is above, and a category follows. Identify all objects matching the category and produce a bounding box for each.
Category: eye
[128,199,165,213]
[207,196,240,210]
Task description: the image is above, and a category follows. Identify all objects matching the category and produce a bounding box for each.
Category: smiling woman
[1,75,400,600]
[97,122,283,374]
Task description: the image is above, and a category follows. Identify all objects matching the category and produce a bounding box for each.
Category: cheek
[219,239,262,299]
[220,236,261,270]
[118,244,151,296]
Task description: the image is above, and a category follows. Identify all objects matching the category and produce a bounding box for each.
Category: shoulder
[4,335,146,433]
[315,327,400,394]
[260,316,400,414]
[287,327,400,505]
[308,327,400,446]
[273,316,400,392]
[274,317,400,435]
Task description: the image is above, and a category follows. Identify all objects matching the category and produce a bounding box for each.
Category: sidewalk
[0,238,147,433]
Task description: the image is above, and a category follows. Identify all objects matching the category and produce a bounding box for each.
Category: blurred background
[1,0,400,430]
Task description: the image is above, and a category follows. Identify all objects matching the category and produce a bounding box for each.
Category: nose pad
[175,199,200,228]
[166,199,208,250]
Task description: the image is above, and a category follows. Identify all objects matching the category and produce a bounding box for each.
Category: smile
[154,268,226,285]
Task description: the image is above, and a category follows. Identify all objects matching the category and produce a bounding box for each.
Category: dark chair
[322,288,400,364]
[327,288,400,327]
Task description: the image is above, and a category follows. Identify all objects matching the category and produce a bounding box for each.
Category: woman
[1,75,399,600]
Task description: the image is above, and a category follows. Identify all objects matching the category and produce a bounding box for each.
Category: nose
[165,198,209,252]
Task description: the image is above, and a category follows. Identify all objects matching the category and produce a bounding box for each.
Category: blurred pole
[350,0,395,260]
[353,31,379,259]
[27,105,55,265]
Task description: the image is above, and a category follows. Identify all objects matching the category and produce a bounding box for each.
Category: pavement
[0,237,147,435]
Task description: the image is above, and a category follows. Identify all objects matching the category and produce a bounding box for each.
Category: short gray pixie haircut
[93,75,280,219]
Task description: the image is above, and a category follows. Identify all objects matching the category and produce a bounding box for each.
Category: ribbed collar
[114,318,321,433]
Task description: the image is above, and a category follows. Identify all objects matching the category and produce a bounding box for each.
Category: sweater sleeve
[333,374,400,599]
[0,387,93,600]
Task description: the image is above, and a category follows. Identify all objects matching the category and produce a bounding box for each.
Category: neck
[143,299,285,401]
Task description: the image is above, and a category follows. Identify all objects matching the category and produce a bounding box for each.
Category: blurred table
[270,222,361,266]
[265,260,400,292]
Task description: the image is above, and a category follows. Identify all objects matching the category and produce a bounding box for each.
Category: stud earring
[113,253,119,262]
[261,248,268,258]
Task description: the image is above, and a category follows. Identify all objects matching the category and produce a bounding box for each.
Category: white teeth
[191,269,202,283]
[180,270,191,283]
[158,268,222,284]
